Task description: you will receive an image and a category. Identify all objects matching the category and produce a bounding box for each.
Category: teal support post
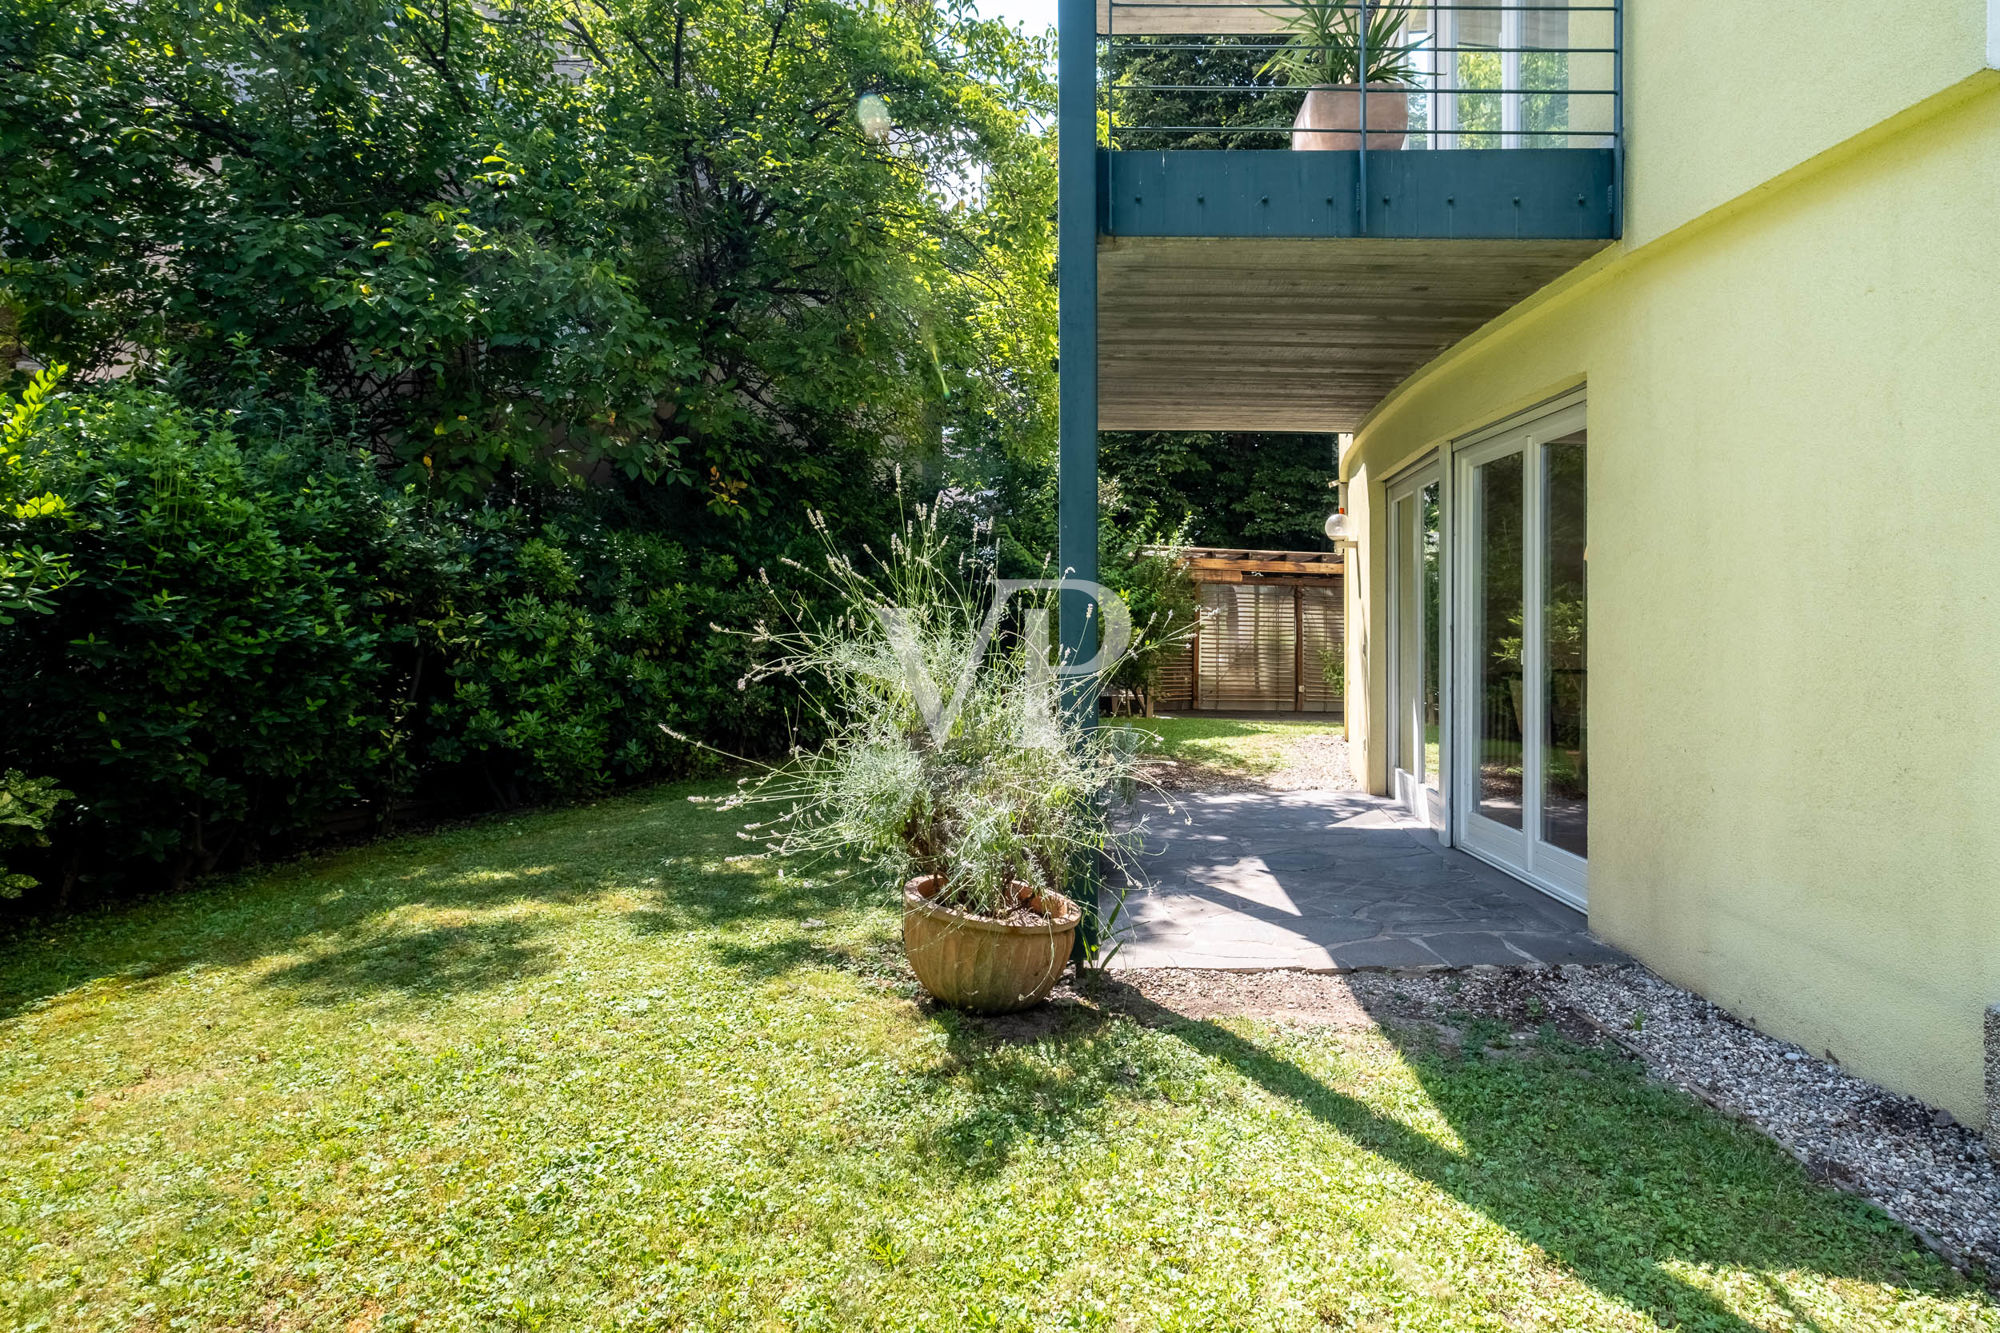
[1057,0,1100,957]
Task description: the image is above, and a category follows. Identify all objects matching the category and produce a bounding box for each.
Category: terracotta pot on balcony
[1292,84,1410,152]
[902,875,1080,1014]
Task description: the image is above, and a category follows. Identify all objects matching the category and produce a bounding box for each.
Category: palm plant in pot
[692,507,1159,1014]
[1262,0,1422,151]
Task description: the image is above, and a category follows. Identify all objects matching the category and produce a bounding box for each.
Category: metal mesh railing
[1103,1,1621,152]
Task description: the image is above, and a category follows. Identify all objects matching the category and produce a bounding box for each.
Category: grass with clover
[0,785,1993,1331]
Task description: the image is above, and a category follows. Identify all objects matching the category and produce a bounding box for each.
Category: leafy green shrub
[0,380,786,904]
[1,386,404,885]
[1101,529,1201,709]
[1,365,73,621]
[425,518,777,802]
[0,770,70,898]
[1319,644,1345,698]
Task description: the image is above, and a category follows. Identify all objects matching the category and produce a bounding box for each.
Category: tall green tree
[1100,430,1339,551]
[0,0,1054,512]
[1106,34,1301,151]
[0,0,1064,903]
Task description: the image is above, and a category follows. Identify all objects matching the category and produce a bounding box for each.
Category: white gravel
[1100,963,2000,1284]
[1259,730,1361,792]
[1551,965,2000,1280]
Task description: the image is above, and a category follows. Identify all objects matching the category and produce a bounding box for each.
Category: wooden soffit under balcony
[1097,235,1606,433]
[1097,0,1296,34]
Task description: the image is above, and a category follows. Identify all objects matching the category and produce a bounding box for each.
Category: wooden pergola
[1157,546,1346,584]
[1143,547,1346,715]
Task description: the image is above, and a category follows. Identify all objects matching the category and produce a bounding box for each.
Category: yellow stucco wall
[1342,74,2000,1121]
[1623,0,1992,245]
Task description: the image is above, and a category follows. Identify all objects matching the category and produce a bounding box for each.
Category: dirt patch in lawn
[1134,726,1360,794]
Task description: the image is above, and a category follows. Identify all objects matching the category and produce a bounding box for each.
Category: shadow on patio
[1112,788,1625,970]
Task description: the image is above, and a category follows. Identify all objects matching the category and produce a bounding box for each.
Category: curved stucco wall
[1622,0,1993,246]
[1341,75,2000,1120]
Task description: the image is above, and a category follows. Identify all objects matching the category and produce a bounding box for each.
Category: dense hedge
[0,0,1076,911]
[0,382,793,905]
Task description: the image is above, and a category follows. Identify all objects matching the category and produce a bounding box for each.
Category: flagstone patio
[1110,788,1627,971]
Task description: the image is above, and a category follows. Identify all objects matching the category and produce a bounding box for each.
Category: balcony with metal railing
[1079,1,1624,431]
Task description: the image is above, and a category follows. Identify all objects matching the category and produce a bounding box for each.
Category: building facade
[1064,0,2000,1121]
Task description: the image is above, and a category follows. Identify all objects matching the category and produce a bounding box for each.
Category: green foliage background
[0,0,1335,906]
[0,381,788,897]
[0,0,1060,906]
[0,0,1057,497]
[1106,34,1301,151]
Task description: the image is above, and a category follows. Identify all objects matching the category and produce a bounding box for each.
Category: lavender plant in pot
[692,507,1158,1014]
[1264,0,1422,152]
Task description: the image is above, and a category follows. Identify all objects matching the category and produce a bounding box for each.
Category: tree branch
[404,5,473,116]
[762,0,799,77]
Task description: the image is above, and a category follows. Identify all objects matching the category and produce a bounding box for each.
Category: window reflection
[1474,453,1524,829]
[1420,480,1441,790]
[1542,432,1587,856]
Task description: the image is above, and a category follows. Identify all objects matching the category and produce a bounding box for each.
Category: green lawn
[1117,715,1343,777]
[2,787,1993,1331]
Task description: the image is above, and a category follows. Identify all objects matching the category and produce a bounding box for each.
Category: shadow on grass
[699,926,909,986]
[0,783,867,1018]
[3,784,1979,1327]
[920,976,1982,1329]
[258,918,553,1004]
[913,1001,1148,1179]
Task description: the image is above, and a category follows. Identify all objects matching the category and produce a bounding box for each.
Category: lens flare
[856,93,891,143]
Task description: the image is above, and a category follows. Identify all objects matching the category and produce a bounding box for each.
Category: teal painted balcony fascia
[1099,149,1619,241]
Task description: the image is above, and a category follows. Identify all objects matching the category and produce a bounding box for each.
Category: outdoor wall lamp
[1324,507,1356,546]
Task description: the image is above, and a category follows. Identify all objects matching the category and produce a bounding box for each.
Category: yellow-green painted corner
[1344,78,2000,1121]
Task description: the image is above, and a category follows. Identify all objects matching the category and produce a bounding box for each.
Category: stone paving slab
[1109,788,1627,971]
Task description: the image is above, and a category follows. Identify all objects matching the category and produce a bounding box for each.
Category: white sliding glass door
[1386,462,1445,830]
[1451,399,1588,906]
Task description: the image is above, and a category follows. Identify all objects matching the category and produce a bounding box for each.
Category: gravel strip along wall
[1988,1004,1999,1165]
[1097,965,2000,1284]
[1547,968,2000,1281]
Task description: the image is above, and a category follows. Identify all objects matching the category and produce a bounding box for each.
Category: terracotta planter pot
[1292,84,1410,152]
[902,875,1081,1014]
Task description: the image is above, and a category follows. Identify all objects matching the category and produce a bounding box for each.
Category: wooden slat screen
[1159,579,1343,714]
[1299,584,1345,714]
[1198,583,1294,711]
[1155,639,1195,711]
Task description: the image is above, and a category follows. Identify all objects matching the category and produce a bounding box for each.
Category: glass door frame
[1449,394,1589,909]
[1384,456,1447,835]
